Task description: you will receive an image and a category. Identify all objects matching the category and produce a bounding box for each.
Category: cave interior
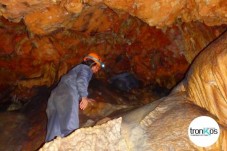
[0,0,226,150]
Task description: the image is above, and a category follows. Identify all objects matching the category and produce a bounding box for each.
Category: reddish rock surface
[0,0,227,30]
[0,1,226,150]
[0,6,226,100]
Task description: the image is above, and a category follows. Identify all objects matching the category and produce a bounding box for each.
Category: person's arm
[76,67,91,97]
[75,66,92,110]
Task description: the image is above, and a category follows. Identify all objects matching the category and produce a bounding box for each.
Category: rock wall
[40,118,128,151]
[0,0,227,33]
[39,29,227,151]
[86,0,227,28]
[0,1,226,101]
[185,31,227,126]
[39,92,227,151]
[0,13,225,101]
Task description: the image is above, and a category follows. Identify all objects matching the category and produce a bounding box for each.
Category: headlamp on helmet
[84,53,105,68]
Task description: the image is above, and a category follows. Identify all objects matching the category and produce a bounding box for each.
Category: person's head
[83,52,105,73]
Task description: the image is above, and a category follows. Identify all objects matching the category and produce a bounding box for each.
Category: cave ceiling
[0,0,226,99]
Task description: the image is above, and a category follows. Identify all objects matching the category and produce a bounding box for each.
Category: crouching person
[45,53,104,142]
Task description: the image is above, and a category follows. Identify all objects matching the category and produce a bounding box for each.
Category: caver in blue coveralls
[45,64,93,142]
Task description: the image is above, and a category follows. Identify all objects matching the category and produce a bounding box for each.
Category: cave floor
[0,81,166,151]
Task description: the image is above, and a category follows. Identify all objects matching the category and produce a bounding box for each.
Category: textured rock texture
[140,93,227,151]
[86,0,227,27]
[185,31,227,126]
[0,0,57,22]
[39,92,227,151]
[40,118,128,151]
[0,0,227,31]
[39,31,227,150]
[0,0,226,101]
[0,1,226,150]
[0,14,225,101]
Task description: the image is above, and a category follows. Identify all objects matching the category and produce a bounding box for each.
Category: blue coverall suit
[45,64,93,142]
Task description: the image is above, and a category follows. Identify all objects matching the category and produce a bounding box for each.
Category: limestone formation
[0,0,227,34]
[1,4,225,96]
[185,31,227,126]
[39,92,227,151]
[0,0,227,31]
[86,0,227,27]
[0,1,226,150]
[39,30,227,151]
[40,118,128,151]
